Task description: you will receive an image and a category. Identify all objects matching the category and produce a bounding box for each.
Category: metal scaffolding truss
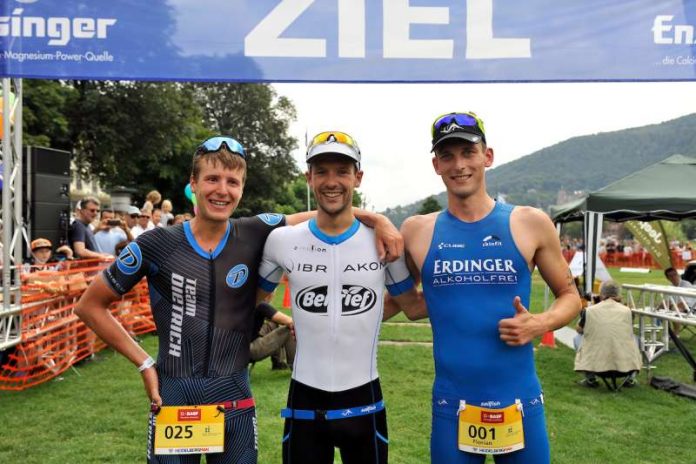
[1,78,24,351]
[624,283,696,370]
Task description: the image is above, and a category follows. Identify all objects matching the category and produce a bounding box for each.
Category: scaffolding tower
[1,78,24,351]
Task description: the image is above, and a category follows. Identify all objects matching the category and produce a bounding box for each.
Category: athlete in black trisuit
[75,136,403,464]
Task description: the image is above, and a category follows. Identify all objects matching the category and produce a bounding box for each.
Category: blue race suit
[421,203,549,464]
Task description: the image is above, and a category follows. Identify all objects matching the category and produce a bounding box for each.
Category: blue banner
[1,0,695,82]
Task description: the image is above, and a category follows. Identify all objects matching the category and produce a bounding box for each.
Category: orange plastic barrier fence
[0,259,154,391]
[563,250,689,270]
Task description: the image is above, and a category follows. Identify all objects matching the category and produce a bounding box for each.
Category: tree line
[23,80,315,215]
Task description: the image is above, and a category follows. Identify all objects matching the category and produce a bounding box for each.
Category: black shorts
[282,378,388,464]
[147,373,257,464]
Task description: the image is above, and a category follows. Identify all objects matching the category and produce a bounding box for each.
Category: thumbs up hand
[498,296,544,346]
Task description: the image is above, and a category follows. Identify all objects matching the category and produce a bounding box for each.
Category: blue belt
[281,399,385,421]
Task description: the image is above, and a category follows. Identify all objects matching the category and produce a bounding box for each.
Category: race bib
[457,400,524,455]
[154,405,225,455]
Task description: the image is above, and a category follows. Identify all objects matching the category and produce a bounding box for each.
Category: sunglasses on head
[195,136,246,158]
[431,112,486,138]
[308,131,359,152]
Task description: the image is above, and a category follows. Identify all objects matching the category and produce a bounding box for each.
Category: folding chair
[594,370,638,392]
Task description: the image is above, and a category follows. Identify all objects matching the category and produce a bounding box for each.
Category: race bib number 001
[154,405,225,455]
[458,402,524,455]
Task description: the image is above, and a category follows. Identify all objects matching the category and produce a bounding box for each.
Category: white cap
[306,134,361,169]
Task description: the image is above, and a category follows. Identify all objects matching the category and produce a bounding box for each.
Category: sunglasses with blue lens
[195,136,246,158]
[431,112,485,137]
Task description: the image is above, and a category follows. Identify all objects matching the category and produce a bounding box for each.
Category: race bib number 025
[154,405,225,455]
[457,402,524,455]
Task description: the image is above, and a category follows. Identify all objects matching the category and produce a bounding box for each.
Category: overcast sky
[273,82,696,211]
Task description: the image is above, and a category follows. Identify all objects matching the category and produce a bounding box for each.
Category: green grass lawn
[1,269,695,463]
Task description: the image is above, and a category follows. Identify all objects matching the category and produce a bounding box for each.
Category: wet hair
[191,148,247,183]
[307,153,359,174]
[433,138,488,156]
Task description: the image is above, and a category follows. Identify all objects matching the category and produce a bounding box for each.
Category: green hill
[384,113,696,226]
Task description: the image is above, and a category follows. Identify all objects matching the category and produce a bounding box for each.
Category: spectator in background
[160,199,174,227]
[664,267,696,313]
[94,209,129,256]
[25,238,73,272]
[145,190,162,208]
[574,280,642,388]
[152,209,162,228]
[22,238,75,295]
[249,302,296,371]
[141,201,154,215]
[114,206,136,242]
[123,205,140,231]
[172,214,186,225]
[130,209,152,239]
[69,197,110,260]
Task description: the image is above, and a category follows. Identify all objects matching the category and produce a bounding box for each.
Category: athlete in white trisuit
[257,131,425,464]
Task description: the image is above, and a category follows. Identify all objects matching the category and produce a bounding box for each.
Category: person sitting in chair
[575,280,642,389]
[249,302,296,370]
[664,267,696,313]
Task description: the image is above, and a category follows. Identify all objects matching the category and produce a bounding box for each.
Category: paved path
[383,322,431,327]
[554,326,577,349]
[379,340,432,346]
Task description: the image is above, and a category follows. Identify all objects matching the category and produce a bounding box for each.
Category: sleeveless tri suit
[421,202,550,463]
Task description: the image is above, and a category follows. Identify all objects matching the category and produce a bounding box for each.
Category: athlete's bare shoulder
[401,212,439,272]
[511,205,553,228]
[510,205,559,264]
[402,212,438,236]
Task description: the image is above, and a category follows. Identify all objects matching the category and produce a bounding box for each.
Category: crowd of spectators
[24,190,189,275]
[560,233,696,272]
[13,189,291,372]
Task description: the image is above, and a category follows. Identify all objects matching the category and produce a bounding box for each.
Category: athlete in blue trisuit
[75,136,404,464]
[390,113,581,463]
[256,131,426,464]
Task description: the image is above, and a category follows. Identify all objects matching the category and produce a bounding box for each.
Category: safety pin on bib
[457,400,466,415]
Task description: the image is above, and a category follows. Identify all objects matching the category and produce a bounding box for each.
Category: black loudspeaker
[23,147,71,256]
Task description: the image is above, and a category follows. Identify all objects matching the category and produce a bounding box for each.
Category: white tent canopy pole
[583,212,604,296]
